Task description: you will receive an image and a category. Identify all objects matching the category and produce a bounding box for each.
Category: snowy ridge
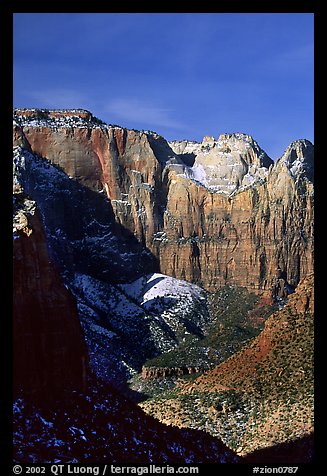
[69,272,211,384]
[119,273,206,305]
[278,139,314,181]
[13,108,164,137]
[14,112,107,130]
[169,133,272,195]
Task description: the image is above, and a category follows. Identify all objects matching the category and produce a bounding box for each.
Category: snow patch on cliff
[73,273,143,321]
[119,273,207,310]
[69,271,212,385]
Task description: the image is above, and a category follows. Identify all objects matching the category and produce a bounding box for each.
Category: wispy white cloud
[105,98,185,130]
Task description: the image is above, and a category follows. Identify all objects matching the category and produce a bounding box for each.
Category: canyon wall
[158,145,313,293]
[13,109,314,296]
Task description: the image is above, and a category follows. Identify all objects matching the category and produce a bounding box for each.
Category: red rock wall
[157,167,313,293]
[13,123,314,296]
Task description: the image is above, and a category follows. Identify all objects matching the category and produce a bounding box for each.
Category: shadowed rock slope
[13,377,240,464]
[13,162,88,398]
[13,145,214,388]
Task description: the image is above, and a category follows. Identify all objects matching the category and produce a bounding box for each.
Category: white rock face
[169,133,273,194]
[266,139,314,202]
[168,139,202,156]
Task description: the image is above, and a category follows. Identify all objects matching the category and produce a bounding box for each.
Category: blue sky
[13,13,314,160]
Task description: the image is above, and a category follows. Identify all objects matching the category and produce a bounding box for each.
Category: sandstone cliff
[141,365,205,380]
[13,167,88,399]
[14,146,225,388]
[160,137,313,294]
[13,109,314,296]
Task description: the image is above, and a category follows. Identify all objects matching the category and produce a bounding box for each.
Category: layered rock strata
[13,109,314,296]
[13,146,217,387]
[141,366,205,380]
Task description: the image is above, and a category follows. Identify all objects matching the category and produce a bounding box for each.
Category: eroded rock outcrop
[141,366,204,380]
[170,133,273,192]
[13,109,314,297]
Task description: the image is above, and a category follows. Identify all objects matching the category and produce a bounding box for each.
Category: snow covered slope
[119,273,206,310]
[71,272,210,385]
[13,146,212,387]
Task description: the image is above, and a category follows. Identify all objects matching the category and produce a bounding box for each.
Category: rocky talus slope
[13,109,314,296]
[139,274,314,458]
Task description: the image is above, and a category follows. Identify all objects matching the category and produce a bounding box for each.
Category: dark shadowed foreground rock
[13,185,88,398]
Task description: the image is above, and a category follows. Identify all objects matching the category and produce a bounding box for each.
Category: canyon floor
[132,275,314,460]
